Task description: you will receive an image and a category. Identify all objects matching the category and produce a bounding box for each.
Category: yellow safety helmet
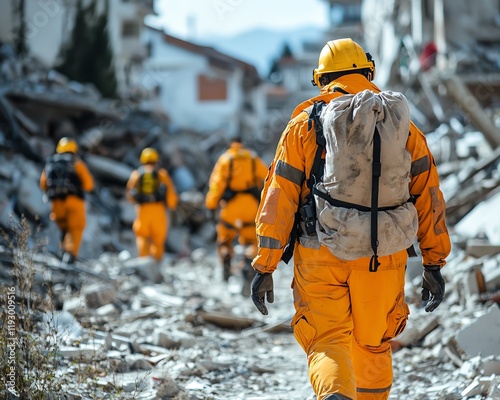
[56,137,78,154]
[312,38,376,87]
[140,147,159,164]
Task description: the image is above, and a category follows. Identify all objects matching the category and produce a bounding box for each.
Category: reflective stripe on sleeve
[411,155,430,177]
[275,160,304,186]
[258,235,282,249]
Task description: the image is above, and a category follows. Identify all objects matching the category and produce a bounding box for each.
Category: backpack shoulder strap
[137,166,158,190]
[251,155,257,186]
[307,101,327,192]
[282,101,326,264]
[137,165,145,191]
[369,127,382,272]
[332,86,349,95]
[226,156,234,189]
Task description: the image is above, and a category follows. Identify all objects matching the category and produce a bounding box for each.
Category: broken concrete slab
[466,238,500,258]
[139,286,184,307]
[456,304,500,358]
[461,374,500,398]
[482,256,500,292]
[392,314,439,348]
[83,283,117,309]
[122,256,163,283]
[58,343,102,359]
[152,328,197,349]
[95,303,119,317]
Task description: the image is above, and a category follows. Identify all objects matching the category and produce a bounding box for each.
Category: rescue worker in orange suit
[250,39,451,400]
[40,137,95,264]
[126,148,178,262]
[205,137,268,295]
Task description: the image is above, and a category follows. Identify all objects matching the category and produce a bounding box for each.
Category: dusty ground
[4,241,494,400]
[154,249,493,400]
[156,251,315,400]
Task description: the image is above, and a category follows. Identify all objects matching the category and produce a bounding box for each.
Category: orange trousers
[133,202,168,261]
[216,193,259,259]
[292,247,409,400]
[50,196,86,257]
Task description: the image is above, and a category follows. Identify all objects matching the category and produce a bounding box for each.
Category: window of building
[197,75,227,101]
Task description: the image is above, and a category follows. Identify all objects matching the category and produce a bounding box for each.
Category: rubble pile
[1,233,500,399]
[0,41,230,259]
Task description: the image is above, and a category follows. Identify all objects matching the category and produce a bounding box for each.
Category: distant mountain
[196,26,325,77]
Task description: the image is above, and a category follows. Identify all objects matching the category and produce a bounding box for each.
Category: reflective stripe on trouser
[292,247,409,400]
[133,202,168,261]
[51,196,86,257]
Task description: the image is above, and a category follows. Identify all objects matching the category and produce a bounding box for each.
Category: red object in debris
[419,42,437,71]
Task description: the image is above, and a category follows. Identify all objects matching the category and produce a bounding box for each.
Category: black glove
[251,272,274,315]
[422,265,445,312]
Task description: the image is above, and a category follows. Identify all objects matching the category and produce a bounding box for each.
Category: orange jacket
[205,142,268,210]
[253,74,451,273]
[126,165,178,210]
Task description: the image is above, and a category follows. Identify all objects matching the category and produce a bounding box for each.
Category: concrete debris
[82,283,117,309]
[392,313,439,348]
[195,309,257,330]
[0,48,235,260]
[456,305,500,358]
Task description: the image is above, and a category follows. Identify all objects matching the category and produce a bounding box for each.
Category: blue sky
[149,0,330,39]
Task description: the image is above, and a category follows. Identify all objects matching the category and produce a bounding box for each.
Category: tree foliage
[268,42,294,83]
[57,0,118,98]
[13,0,27,56]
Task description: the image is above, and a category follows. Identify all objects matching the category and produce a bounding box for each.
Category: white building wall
[144,28,245,136]
[0,0,68,66]
[0,1,15,44]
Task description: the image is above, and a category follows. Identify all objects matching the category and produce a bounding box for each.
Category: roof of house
[147,26,261,87]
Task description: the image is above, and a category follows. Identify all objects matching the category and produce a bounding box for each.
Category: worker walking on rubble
[205,136,268,295]
[126,148,178,265]
[250,38,451,400]
[40,137,95,264]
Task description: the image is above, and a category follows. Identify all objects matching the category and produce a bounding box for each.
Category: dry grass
[0,216,153,399]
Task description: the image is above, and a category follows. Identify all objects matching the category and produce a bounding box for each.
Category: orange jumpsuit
[205,142,268,263]
[252,75,451,400]
[40,156,94,258]
[126,166,178,261]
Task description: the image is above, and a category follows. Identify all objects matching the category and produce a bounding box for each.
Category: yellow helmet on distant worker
[56,137,78,154]
[140,148,159,164]
[312,38,376,87]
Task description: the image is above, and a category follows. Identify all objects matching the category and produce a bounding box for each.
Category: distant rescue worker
[126,147,178,262]
[205,136,268,294]
[40,137,95,264]
[250,39,452,400]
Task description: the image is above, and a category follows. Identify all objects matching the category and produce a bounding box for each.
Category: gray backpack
[308,89,418,271]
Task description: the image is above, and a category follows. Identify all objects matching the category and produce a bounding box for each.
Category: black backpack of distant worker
[45,153,83,200]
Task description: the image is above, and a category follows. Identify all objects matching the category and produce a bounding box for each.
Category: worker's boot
[222,254,231,282]
[61,252,76,265]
